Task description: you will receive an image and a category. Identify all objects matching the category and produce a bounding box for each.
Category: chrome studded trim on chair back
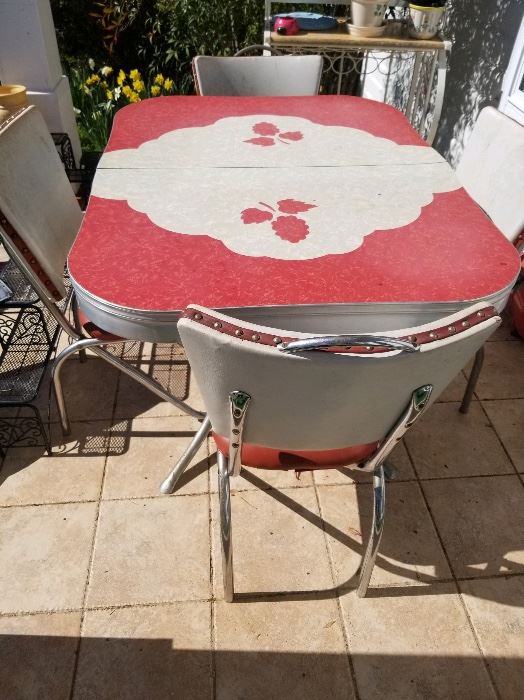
[180,304,498,354]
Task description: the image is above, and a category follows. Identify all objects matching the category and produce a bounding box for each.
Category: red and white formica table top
[69,96,520,340]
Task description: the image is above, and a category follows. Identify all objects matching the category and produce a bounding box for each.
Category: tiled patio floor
[0,319,523,699]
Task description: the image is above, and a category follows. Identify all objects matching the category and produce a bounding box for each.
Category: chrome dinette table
[67,95,520,492]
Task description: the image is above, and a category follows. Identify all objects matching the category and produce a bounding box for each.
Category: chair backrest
[456,107,524,242]
[0,106,82,300]
[192,55,323,96]
[178,303,500,455]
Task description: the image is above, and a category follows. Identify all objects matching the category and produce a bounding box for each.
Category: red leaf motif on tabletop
[244,137,275,147]
[240,207,273,224]
[272,215,310,243]
[253,122,279,136]
[277,199,317,215]
[279,131,303,142]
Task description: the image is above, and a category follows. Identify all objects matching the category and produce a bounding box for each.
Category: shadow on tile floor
[1,635,522,700]
[209,468,524,606]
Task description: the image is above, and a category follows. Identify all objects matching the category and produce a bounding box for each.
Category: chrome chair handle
[234,44,283,56]
[278,335,419,354]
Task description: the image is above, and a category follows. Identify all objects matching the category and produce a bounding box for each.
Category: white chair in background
[175,302,500,601]
[192,52,323,96]
[456,106,524,412]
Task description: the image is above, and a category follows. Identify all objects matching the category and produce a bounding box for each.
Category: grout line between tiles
[3,570,524,618]
[67,370,121,700]
[208,451,217,700]
[478,400,524,489]
[312,480,361,700]
[404,441,502,700]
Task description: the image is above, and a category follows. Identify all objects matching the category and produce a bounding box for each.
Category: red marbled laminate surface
[69,96,519,312]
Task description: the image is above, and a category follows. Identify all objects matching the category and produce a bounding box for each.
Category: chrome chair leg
[218,450,234,602]
[460,347,484,414]
[356,384,433,596]
[357,464,385,598]
[159,415,212,494]
[382,463,398,481]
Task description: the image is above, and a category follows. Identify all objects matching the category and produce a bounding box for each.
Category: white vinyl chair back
[456,107,524,242]
[0,106,82,300]
[179,302,500,453]
[192,55,323,96]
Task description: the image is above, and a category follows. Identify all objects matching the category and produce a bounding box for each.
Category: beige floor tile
[103,417,208,499]
[212,486,332,597]
[423,476,524,578]
[405,402,513,478]
[460,576,524,700]
[436,371,469,403]
[86,495,210,607]
[0,422,107,506]
[483,399,524,472]
[112,342,203,420]
[313,441,414,486]
[215,597,355,700]
[75,602,212,700]
[0,502,97,613]
[0,611,81,699]
[471,341,524,399]
[341,583,496,700]
[113,356,194,420]
[318,482,451,589]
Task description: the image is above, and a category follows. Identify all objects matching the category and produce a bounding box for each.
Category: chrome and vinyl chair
[456,106,524,412]
[176,302,500,601]
[192,53,323,96]
[0,106,203,437]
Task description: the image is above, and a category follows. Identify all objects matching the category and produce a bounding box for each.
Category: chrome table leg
[159,416,211,494]
[460,347,484,414]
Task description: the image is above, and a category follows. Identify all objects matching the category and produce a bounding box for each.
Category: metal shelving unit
[265,1,450,144]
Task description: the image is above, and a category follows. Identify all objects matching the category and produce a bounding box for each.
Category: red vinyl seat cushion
[78,309,123,342]
[213,433,379,470]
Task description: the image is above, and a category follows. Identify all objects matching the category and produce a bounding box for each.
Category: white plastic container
[350,0,388,28]
[347,23,386,37]
[408,4,445,39]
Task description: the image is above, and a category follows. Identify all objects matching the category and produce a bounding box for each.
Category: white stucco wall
[434,0,524,167]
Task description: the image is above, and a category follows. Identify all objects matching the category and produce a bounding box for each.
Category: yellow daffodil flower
[154,73,165,86]
[129,69,141,81]
[85,73,100,86]
[128,91,141,103]
[132,79,145,93]
[151,85,161,96]
[106,89,113,100]
[100,66,113,77]
[117,69,126,86]
[122,85,133,98]
[164,78,174,92]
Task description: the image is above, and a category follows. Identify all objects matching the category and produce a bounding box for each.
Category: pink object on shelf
[274,16,300,35]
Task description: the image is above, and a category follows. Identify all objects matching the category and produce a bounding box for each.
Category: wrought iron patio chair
[456,106,524,413]
[0,106,203,437]
[192,52,323,96]
[175,302,500,601]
